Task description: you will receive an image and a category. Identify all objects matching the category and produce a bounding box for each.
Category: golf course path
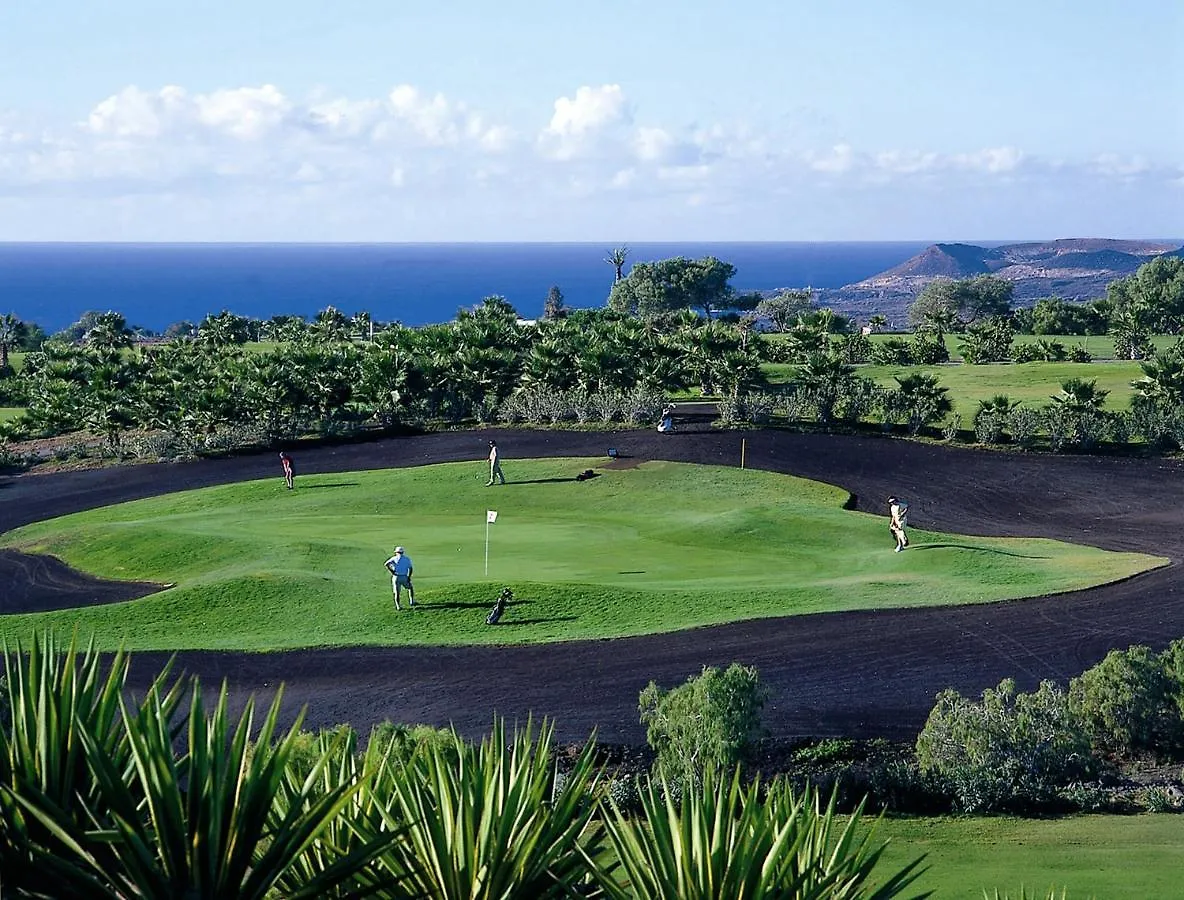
[2,429,1183,743]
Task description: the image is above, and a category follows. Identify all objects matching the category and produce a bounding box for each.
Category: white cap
[394,546,404,554]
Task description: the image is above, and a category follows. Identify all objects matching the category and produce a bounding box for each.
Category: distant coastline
[4,240,1179,332]
[0,241,934,331]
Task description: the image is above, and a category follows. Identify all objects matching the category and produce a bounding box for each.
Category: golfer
[487,440,506,485]
[279,451,294,490]
[888,496,909,552]
[657,405,674,434]
[384,546,415,610]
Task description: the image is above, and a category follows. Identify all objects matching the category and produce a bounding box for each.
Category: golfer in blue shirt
[384,546,415,610]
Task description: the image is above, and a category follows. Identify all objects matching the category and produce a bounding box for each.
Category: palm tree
[83,311,133,352]
[867,314,888,334]
[0,312,22,372]
[893,372,953,435]
[1052,377,1109,412]
[1111,303,1153,360]
[604,245,630,283]
[1133,349,1184,407]
[919,307,958,344]
[795,352,855,424]
[974,394,1020,444]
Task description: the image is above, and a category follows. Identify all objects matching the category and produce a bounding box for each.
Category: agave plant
[0,634,184,897]
[379,718,605,899]
[9,678,376,899]
[590,769,930,900]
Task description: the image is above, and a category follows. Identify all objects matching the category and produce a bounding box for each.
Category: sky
[0,0,1180,242]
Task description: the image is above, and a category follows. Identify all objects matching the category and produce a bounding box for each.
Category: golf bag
[487,587,513,625]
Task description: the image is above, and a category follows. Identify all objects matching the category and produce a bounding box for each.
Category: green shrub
[367,720,464,764]
[1068,345,1093,363]
[1069,645,1183,757]
[1058,780,1113,812]
[838,332,872,363]
[910,335,949,364]
[916,678,1095,813]
[638,663,767,790]
[1007,405,1042,448]
[871,337,914,366]
[1136,784,1184,813]
[792,737,857,766]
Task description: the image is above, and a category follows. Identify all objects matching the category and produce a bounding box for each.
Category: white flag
[486,510,498,524]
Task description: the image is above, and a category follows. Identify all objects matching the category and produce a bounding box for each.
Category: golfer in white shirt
[384,546,415,610]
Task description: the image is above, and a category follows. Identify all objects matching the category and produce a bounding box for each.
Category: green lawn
[0,459,1162,651]
[873,814,1184,899]
[763,359,1145,419]
[0,407,23,423]
[861,361,1144,418]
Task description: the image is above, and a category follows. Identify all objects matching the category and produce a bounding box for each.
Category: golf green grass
[873,814,1184,899]
[0,459,1164,650]
[0,407,23,423]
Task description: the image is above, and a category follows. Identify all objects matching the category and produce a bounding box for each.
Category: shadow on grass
[300,482,360,489]
[500,477,581,485]
[416,600,536,611]
[494,616,578,627]
[910,543,1052,560]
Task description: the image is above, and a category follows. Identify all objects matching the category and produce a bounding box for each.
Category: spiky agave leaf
[591,769,930,900]
[10,675,377,899]
[271,726,417,899]
[379,717,604,900]
[0,631,182,898]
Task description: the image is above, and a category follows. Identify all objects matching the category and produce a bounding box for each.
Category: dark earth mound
[2,429,1183,744]
[0,549,164,614]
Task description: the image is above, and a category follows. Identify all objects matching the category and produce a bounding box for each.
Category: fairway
[873,814,1184,899]
[0,458,1163,651]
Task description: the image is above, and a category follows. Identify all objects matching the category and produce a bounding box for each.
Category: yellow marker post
[741,437,747,469]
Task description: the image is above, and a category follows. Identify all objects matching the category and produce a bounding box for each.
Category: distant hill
[818,238,1183,322]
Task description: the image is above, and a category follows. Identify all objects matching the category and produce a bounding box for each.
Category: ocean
[0,242,934,333]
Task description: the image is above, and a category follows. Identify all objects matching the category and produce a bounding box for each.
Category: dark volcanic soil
[2,429,1182,744]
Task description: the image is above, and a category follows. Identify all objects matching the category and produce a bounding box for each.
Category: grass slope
[874,814,1184,899]
[0,459,1163,651]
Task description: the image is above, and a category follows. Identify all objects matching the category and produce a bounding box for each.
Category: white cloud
[0,82,1177,238]
[545,84,628,137]
[539,84,631,160]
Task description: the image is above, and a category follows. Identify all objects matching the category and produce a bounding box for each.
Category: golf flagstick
[485,509,497,576]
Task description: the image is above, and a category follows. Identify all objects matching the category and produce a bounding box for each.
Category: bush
[1070,645,1183,757]
[910,336,949,365]
[1007,405,1042,448]
[916,678,1095,813]
[974,408,1008,444]
[870,337,913,366]
[1069,345,1093,363]
[837,332,872,364]
[639,663,767,791]
[367,720,464,764]
[791,737,857,766]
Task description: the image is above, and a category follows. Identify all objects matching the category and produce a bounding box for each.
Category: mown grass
[0,407,24,423]
[874,814,1184,899]
[763,358,1146,419]
[0,459,1162,651]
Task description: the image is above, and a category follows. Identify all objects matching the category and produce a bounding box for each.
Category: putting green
[0,459,1165,650]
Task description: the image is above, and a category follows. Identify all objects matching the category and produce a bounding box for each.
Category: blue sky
[0,0,1179,241]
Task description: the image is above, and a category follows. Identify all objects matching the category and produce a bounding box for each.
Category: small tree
[892,372,952,435]
[639,663,766,791]
[542,285,566,320]
[754,289,815,332]
[605,245,630,283]
[959,316,1014,363]
[916,678,1094,813]
[1069,645,1183,757]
